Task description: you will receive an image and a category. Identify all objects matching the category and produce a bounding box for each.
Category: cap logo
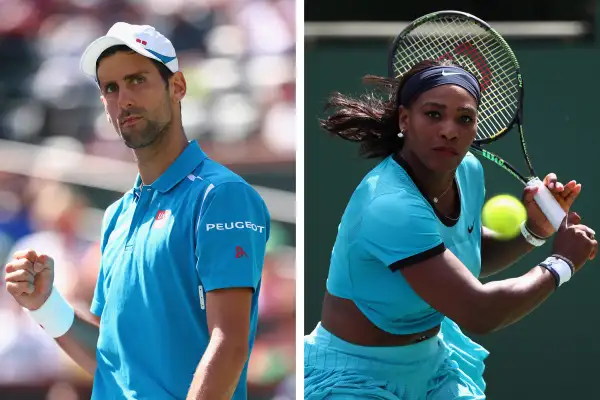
[146,49,176,65]
[136,38,147,46]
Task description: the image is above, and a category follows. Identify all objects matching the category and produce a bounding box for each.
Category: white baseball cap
[80,22,179,79]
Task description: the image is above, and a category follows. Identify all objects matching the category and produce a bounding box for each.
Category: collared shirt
[90,140,270,400]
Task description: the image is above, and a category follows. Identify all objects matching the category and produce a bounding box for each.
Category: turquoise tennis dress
[304,153,489,399]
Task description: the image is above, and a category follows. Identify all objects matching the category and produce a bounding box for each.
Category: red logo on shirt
[153,210,172,229]
[236,246,248,258]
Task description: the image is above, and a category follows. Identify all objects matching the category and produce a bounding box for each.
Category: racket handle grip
[527,177,566,231]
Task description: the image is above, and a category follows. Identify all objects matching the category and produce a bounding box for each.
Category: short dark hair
[319,59,473,159]
[95,44,174,87]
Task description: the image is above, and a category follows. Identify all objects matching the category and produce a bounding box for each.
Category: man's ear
[170,71,187,103]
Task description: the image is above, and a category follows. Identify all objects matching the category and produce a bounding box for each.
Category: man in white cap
[4,22,270,400]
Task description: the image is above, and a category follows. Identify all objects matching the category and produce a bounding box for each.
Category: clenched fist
[4,249,55,311]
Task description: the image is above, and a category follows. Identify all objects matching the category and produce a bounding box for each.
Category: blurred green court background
[305,2,600,399]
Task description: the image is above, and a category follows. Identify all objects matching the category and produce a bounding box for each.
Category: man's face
[97,51,173,149]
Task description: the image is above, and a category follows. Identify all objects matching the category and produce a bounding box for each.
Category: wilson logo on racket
[480,150,505,166]
[438,41,492,92]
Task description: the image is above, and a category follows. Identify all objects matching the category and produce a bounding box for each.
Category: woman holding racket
[303,59,597,400]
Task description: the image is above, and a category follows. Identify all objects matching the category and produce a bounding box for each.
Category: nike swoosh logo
[441,70,462,76]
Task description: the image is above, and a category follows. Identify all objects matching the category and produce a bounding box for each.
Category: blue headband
[399,66,481,106]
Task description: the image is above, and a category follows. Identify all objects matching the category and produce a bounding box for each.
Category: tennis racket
[388,10,566,230]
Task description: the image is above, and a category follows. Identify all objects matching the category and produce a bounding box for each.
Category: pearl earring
[397,130,405,138]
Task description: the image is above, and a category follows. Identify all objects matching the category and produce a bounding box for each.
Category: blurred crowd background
[0,0,296,399]
[305,0,597,399]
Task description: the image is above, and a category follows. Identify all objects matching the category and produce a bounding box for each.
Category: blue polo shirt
[90,140,270,400]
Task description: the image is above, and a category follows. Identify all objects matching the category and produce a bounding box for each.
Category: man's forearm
[55,310,100,375]
[187,337,249,400]
[480,227,536,278]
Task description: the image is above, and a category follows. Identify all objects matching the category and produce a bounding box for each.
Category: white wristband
[520,221,546,247]
[539,255,574,288]
[26,286,75,338]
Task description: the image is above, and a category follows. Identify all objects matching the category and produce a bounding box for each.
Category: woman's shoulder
[358,156,425,198]
[361,186,433,226]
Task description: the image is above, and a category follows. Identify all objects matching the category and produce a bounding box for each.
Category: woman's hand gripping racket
[388,10,566,230]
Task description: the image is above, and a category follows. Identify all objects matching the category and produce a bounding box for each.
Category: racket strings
[430,19,518,139]
[392,18,516,89]
[455,22,519,125]
[391,17,520,141]
[393,28,517,140]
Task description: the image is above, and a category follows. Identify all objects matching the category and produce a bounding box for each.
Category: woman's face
[399,84,478,172]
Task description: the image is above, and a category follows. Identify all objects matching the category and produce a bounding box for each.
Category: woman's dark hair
[95,44,174,87]
[320,58,465,159]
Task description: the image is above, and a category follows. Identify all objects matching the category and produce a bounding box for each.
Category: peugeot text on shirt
[205,221,266,233]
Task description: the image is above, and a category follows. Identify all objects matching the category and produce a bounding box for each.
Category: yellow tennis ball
[482,194,527,239]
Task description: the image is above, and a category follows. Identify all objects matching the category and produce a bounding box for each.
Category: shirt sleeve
[90,208,114,317]
[195,182,270,292]
[360,192,445,272]
[90,264,105,317]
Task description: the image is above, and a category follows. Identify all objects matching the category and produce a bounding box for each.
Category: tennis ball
[482,194,527,239]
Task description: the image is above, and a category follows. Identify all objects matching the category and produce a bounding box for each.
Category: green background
[304,36,600,398]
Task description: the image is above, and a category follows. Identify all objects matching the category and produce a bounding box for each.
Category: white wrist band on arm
[520,221,546,247]
[539,255,574,288]
[27,286,75,338]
